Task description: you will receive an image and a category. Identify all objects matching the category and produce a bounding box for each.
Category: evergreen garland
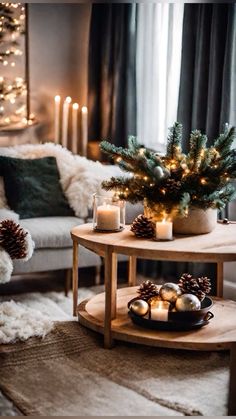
[100,123,236,218]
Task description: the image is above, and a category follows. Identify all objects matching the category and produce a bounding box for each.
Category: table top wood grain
[71,223,236,262]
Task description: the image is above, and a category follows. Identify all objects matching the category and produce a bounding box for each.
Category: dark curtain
[88,4,137,148]
[178,4,236,151]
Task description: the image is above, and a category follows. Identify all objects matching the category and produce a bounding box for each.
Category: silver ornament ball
[175,294,201,312]
[130,299,149,316]
[154,166,164,179]
[159,283,182,303]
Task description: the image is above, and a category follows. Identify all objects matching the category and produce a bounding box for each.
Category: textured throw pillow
[0,156,74,219]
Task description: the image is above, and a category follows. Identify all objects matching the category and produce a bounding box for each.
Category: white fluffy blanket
[0,300,53,344]
[0,143,121,218]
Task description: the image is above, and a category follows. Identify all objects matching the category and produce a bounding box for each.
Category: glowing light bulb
[139,147,146,156]
[55,95,60,103]
[72,103,79,110]
[11,62,16,67]
[65,96,72,104]
[3,60,8,66]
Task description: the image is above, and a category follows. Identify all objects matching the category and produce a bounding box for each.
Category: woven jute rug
[0,321,229,416]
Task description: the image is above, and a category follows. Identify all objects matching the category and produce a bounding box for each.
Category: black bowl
[128,296,214,326]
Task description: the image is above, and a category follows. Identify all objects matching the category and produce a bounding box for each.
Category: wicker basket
[173,207,217,235]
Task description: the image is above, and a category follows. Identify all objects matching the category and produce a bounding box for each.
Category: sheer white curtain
[136,4,184,152]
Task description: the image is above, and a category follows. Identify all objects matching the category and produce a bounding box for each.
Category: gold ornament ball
[175,294,201,311]
[130,299,149,316]
[159,283,182,303]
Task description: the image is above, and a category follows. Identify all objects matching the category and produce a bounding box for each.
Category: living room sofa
[11,204,141,277]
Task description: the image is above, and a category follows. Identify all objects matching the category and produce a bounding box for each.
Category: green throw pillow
[0,155,74,219]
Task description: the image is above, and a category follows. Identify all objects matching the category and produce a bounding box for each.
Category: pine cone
[131,215,155,238]
[137,280,159,301]
[165,178,182,195]
[0,219,28,259]
[178,273,211,301]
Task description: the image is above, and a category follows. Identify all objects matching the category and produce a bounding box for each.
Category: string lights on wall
[0,3,34,130]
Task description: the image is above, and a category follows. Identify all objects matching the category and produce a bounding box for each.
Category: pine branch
[188,131,207,171]
[166,122,183,160]
[100,141,134,161]
[128,136,141,153]
[101,176,132,191]
[214,127,236,158]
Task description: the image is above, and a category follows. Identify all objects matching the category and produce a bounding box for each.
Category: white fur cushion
[0,249,13,284]
[0,143,121,218]
[0,208,19,222]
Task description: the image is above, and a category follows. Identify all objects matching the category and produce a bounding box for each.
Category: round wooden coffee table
[71,223,236,349]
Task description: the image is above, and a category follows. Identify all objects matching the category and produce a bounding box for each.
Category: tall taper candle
[62,96,71,148]
[72,103,79,154]
[81,106,88,157]
[54,95,60,144]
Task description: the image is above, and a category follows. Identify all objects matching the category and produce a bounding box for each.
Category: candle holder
[93,193,125,232]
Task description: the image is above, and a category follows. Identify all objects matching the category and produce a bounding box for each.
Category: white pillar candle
[81,106,88,157]
[97,204,120,230]
[54,95,61,144]
[156,219,173,240]
[62,96,71,148]
[151,301,170,321]
[72,103,79,154]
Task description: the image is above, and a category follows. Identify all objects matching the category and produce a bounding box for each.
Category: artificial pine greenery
[0,4,21,41]
[100,122,236,218]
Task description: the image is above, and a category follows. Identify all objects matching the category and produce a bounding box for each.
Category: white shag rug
[0,143,121,218]
[0,287,100,344]
[0,301,53,344]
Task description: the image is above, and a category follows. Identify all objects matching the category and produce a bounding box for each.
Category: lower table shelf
[78,286,236,351]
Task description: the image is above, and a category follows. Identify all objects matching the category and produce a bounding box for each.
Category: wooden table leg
[128,255,137,286]
[217,262,223,298]
[72,240,79,316]
[228,342,236,415]
[104,247,117,349]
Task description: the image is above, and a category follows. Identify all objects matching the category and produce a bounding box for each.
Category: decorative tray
[128,297,214,332]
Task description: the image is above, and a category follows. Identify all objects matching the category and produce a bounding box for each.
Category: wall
[29,3,91,141]
[0,3,91,146]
